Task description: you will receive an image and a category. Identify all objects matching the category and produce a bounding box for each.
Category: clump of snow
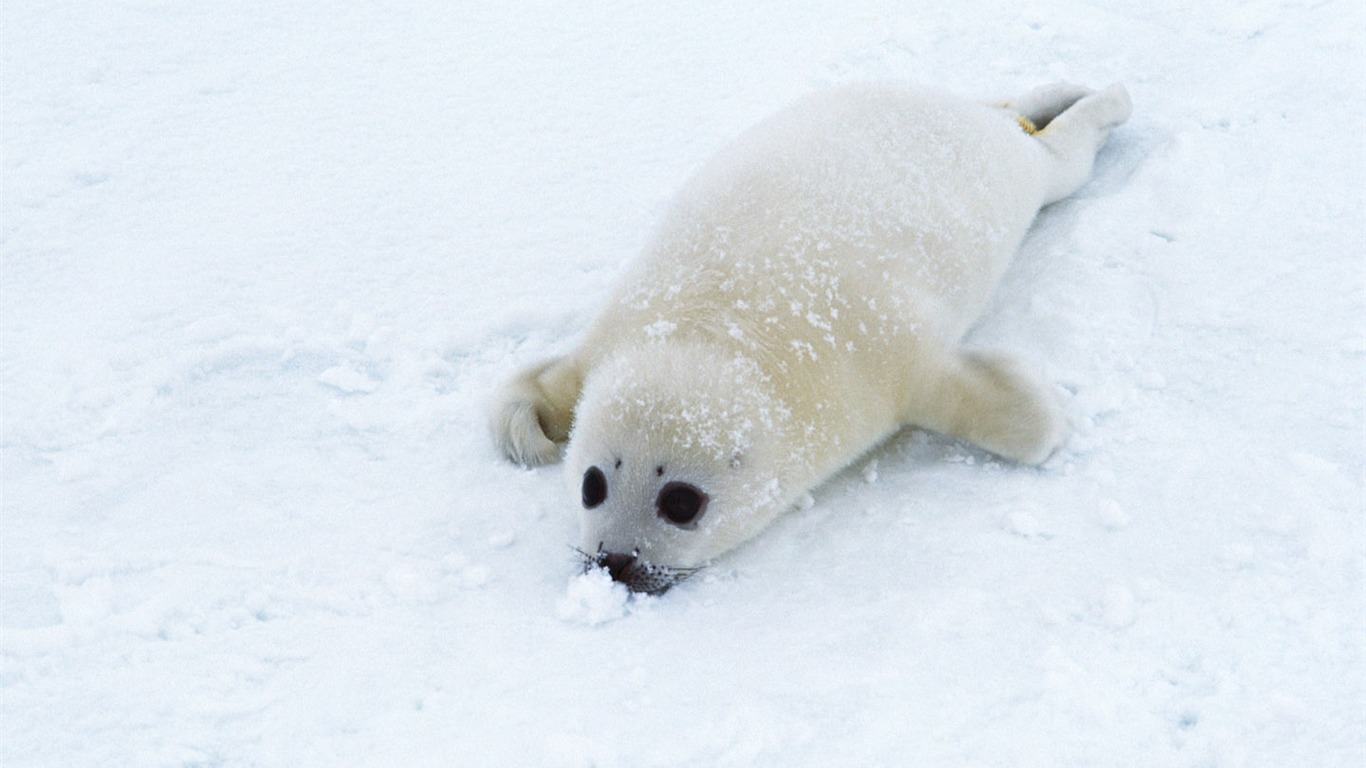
[861,458,879,483]
[1002,508,1047,539]
[1095,497,1131,530]
[554,568,631,626]
[316,365,379,394]
[643,318,677,339]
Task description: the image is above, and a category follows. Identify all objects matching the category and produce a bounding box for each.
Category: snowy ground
[3,1,1363,766]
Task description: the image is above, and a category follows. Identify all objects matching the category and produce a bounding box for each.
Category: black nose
[597,551,637,582]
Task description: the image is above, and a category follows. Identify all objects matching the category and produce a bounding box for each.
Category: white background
[3,1,1362,765]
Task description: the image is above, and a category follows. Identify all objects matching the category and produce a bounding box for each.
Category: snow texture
[2,1,1363,766]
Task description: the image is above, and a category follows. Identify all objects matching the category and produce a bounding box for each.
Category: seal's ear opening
[657,482,708,529]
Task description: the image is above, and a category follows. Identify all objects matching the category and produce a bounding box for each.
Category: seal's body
[493,82,1132,592]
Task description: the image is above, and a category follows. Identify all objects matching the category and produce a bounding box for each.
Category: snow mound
[554,568,631,626]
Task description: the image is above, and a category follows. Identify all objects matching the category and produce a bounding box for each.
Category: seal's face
[565,345,793,593]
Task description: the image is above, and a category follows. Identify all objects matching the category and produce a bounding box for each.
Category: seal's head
[565,342,795,593]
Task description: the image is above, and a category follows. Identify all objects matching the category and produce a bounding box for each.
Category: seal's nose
[597,551,637,583]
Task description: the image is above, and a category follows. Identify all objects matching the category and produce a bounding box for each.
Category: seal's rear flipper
[995,82,1095,132]
[1030,83,1134,205]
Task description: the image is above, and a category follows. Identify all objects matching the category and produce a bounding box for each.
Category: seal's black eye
[656,482,708,528]
[582,466,607,509]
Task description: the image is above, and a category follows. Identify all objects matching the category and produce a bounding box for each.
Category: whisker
[566,544,705,594]
[568,545,600,572]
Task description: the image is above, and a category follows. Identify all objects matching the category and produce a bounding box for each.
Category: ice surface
[3,0,1362,766]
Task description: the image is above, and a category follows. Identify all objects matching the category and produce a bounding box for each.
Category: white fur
[492,82,1132,571]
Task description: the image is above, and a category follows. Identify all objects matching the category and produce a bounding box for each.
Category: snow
[2,0,1362,765]
[555,570,632,627]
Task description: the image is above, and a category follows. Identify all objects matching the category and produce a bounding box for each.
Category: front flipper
[490,356,584,466]
[909,350,1066,465]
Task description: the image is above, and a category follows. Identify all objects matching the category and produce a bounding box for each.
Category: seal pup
[492,81,1132,593]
